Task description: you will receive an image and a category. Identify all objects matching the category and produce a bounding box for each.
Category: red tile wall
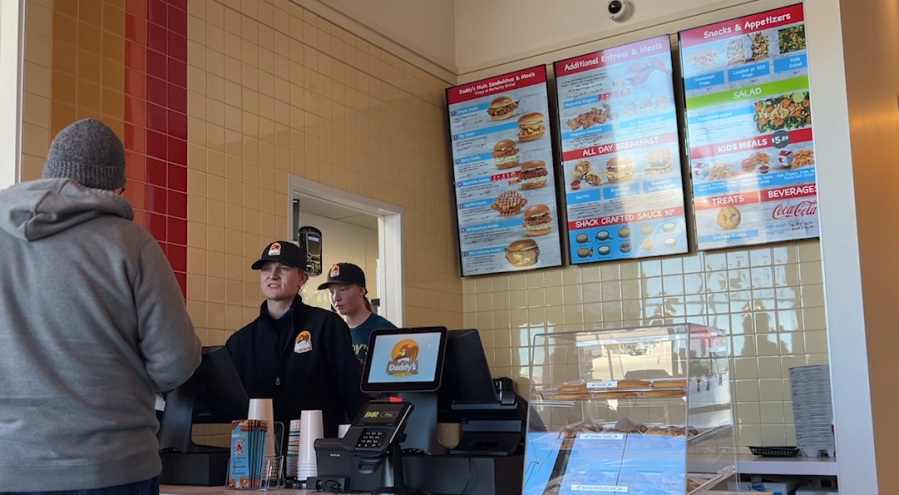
[124,0,188,296]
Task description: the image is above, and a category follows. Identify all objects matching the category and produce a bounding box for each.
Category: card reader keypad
[357,429,386,449]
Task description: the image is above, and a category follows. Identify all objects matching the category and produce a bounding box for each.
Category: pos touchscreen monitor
[361,327,448,393]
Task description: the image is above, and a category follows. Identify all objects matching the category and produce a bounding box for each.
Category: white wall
[0,0,22,188]
[293,0,457,81]
[453,0,762,76]
[298,212,380,312]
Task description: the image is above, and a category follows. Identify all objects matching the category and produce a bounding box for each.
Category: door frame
[287,174,404,326]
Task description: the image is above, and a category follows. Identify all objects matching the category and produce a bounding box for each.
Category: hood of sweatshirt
[0,178,134,241]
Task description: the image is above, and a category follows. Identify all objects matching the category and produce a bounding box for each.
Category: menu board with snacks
[554,36,689,264]
[679,4,819,250]
[447,67,563,277]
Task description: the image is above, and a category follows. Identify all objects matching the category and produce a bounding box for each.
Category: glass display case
[523,324,735,495]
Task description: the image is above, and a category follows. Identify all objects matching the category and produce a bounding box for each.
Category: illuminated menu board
[554,36,689,264]
[679,4,819,250]
[447,67,562,276]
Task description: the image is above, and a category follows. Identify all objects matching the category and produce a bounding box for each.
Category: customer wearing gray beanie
[42,118,126,191]
[0,117,201,492]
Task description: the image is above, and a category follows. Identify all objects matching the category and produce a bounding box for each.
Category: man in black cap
[226,241,367,441]
[319,263,396,365]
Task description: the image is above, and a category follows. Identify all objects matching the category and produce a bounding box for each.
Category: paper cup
[248,398,276,457]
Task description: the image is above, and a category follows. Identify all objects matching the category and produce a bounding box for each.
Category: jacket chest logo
[294,330,312,354]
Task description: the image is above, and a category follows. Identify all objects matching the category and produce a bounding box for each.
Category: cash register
[314,327,526,495]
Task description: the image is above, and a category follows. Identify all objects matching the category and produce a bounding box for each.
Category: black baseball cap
[317,262,366,290]
[251,241,306,270]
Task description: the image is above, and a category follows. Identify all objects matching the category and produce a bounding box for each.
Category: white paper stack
[297,410,323,481]
[287,419,301,478]
[789,365,835,457]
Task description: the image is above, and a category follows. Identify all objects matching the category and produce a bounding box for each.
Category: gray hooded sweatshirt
[0,178,202,490]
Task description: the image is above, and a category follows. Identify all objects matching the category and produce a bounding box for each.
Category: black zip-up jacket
[226,296,368,440]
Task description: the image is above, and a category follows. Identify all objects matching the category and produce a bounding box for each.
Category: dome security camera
[607,0,631,21]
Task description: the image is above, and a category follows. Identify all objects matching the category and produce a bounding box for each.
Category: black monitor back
[158,345,249,453]
[440,329,498,406]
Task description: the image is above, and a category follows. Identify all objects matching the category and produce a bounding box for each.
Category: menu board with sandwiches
[447,67,563,276]
[554,36,689,264]
[679,4,819,250]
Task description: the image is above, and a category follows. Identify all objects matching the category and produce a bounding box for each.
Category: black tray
[748,445,800,457]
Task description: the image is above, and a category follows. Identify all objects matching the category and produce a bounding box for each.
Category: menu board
[554,36,689,264]
[447,67,562,277]
[679,4,818,250]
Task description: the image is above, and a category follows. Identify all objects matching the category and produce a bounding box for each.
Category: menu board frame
[552,35,692,265]
[678,3,819,251]
[446,66,564,277]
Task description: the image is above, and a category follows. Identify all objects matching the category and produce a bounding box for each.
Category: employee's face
[259,262,307,301]
[328,284,365,315]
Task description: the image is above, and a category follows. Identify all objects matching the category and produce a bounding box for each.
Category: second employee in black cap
[226,241,367,441]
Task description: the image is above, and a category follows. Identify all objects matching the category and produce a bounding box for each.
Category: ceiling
[297,194,379,230]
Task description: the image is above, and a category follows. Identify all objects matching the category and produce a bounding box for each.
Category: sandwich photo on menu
[486,95,519,120]
[514,160,549,189]
[522,204,553,236]
[504,238,540,267]
[604,156,635,183]
[492,139,521,170]
[517,112,546,142]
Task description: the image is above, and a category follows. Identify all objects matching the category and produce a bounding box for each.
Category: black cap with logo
[317,262,366,290]
[251,241,307,270]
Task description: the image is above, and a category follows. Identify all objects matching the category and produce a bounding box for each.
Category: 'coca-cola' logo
[772,200,818,219]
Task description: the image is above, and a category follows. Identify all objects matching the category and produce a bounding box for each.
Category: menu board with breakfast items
[447,66,563,277]
[554,35,689,264]
[679,4,819,250]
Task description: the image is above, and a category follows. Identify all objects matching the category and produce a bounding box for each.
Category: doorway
[287,174,404,326]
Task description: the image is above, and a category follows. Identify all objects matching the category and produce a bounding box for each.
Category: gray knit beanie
[43,119,126,191]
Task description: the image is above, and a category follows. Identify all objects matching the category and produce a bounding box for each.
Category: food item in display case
[522,204,553,236]
[716,206,742,230]
[753,91,812,133]
[491,139,520,170]
[645,148,674,175]
[688,48,720,70]
[486,95,518,120]
[604,156,635,183]
[748,32,770,60]
[707,162,737,181]
[778,25,806,54]
[740,151,770,172]
[584,173,601,186]
[641,388,686,398]
[686,478,702,491]
[518,112,546,141]
[516,160,549,189]
[726,38,746,66]
[491,189,528,216]
[651,378,688,389]
[565,105,613,131]
[504,238,540,267]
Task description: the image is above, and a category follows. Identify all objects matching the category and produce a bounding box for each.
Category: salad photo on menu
[679,4,819,250]
[446,67,563,277]
[554,35,689,264]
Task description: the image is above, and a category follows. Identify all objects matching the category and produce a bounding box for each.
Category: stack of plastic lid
[287,420,300,478]
[789,364,834,457]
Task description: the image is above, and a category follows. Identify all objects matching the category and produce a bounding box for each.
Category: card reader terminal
[343,401,412,454]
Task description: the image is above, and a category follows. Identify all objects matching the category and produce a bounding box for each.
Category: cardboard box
[728,481,799,495]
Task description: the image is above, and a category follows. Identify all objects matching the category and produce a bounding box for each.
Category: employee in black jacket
[226,240,368,442]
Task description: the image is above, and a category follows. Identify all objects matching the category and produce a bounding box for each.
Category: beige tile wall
[183,0,462,377]
[463,239,827,452]
[21,0,53,180]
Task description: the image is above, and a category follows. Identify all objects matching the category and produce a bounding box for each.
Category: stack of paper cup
[297,410,323,481]
[338,424,351,439]
[248,398,276,458]
[287,419,301,478]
